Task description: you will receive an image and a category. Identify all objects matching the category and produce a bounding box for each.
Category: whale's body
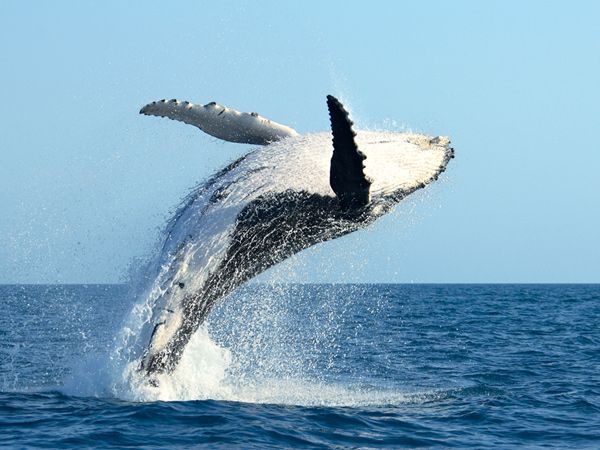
[137,97,453,375]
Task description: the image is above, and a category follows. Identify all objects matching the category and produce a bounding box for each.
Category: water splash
[61,281,411,406]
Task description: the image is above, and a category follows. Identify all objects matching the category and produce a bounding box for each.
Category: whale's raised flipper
[327,95,372,208]
[140,99,299,145]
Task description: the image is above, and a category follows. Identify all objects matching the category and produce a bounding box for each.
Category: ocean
[1,284,598,448]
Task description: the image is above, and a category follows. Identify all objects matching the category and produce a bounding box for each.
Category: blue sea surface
[1,284,599,448]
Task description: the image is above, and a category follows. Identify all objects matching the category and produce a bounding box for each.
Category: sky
[0,1,598,284]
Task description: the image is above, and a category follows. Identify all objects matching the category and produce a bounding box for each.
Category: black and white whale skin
[137,95,454,375]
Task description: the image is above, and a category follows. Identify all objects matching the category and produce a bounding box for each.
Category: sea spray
[61,281,392,405]
[113,327,232,402]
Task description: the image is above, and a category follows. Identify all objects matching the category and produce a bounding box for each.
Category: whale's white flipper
[140,99,299,145]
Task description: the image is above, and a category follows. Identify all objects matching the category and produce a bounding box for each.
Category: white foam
[114,332,415,407]
[62,311,422,407]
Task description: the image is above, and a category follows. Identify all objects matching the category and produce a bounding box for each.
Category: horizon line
[1,282,599,286]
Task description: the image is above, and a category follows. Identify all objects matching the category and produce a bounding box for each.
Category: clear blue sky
[1,1,598,283]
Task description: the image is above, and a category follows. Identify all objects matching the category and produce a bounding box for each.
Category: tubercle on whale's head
[429,135,451,147]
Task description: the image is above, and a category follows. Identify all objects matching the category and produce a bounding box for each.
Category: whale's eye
[178,282,185,289]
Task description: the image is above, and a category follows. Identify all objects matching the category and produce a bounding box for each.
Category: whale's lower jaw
[139,191,374,376]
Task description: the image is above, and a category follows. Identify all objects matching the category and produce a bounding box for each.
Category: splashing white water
[60,282,415,407]
[111,327,232,402]
[109,327,416,407]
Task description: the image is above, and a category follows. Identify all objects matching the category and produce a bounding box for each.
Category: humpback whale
[137,95,454,376]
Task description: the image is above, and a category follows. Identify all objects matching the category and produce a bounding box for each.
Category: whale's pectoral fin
[140,99,299,145]
[327,95,372,208]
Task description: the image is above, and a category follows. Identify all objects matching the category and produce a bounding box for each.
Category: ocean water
[1,283,599,448]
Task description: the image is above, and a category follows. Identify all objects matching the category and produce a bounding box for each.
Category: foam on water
[112,327,232,402]
[60,278,423,407]
[115,334,426,407]
[110,326,412,407]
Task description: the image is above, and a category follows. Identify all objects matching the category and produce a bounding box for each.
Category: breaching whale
[137,95,454,376]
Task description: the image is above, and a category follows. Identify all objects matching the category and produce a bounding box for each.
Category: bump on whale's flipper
[140,99,299,145]
[327,95,372,208]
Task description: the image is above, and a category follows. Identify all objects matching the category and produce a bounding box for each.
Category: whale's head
[357,131,454,210]
[324,95,452,215]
